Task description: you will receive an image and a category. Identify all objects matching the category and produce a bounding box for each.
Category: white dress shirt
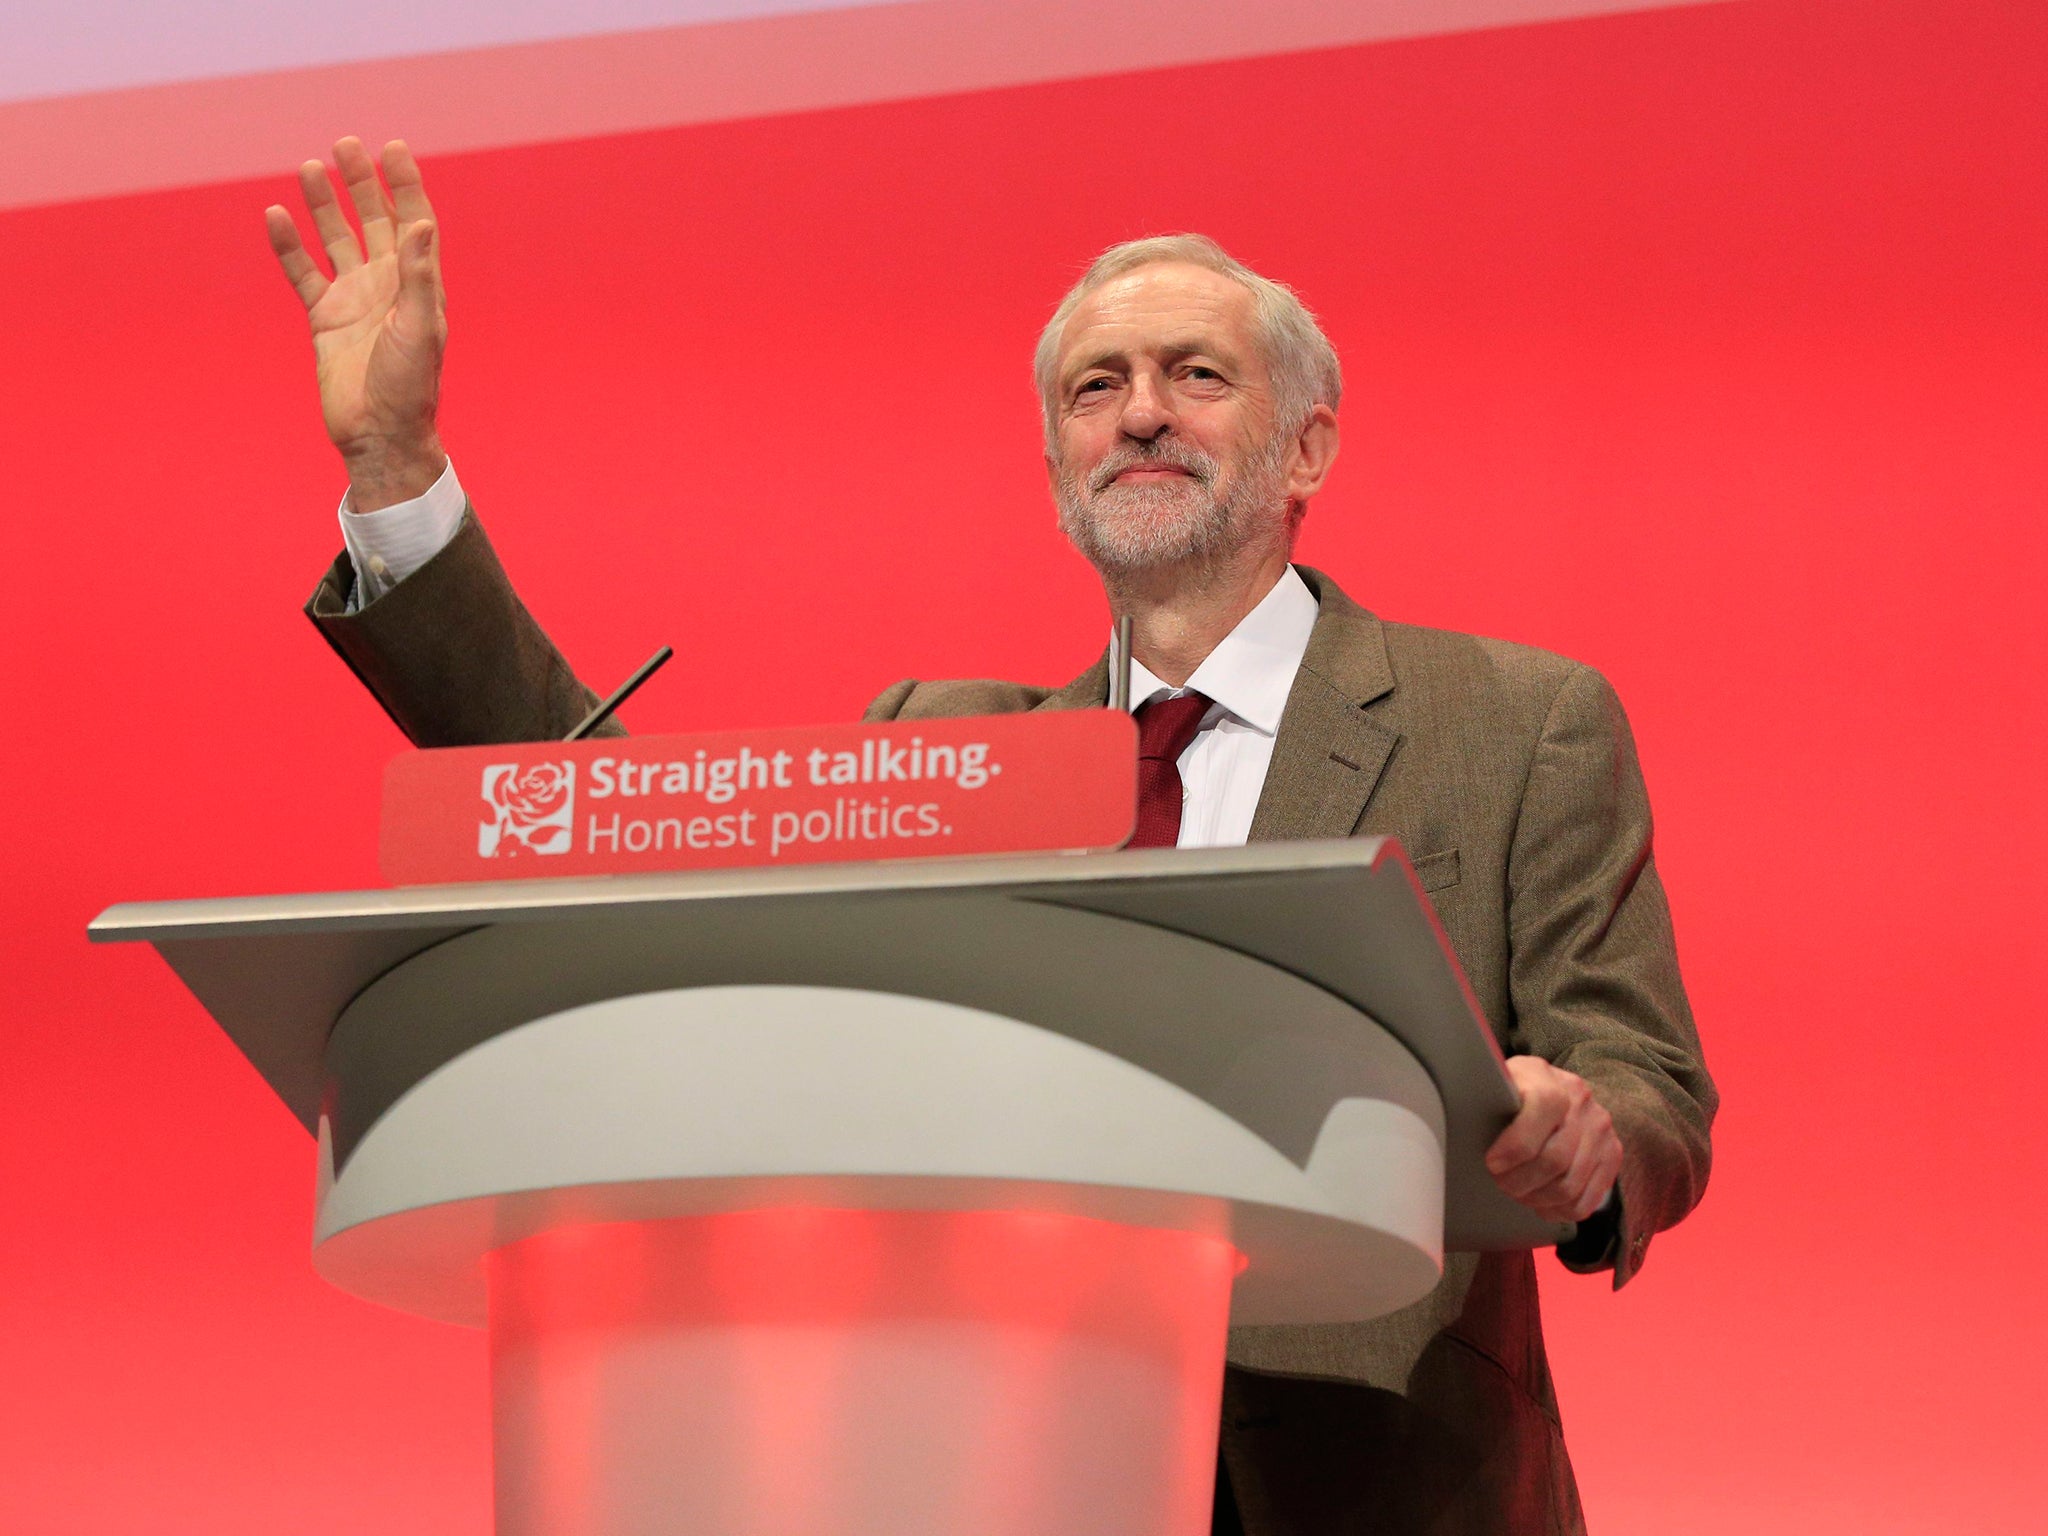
[1122,566,1318,848]
[339,462,1320,848]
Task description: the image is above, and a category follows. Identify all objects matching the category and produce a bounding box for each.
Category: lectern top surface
[91,838,1565,1251]
[90,837,1396,941]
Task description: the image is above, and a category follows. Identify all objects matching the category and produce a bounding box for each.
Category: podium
[92,837,1565,1536]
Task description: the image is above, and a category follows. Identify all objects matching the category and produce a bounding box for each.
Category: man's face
[1047,262,1293,574]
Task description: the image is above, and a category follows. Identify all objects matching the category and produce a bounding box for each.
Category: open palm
[266,138,447,505]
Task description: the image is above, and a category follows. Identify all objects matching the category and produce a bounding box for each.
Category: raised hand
[266,138,448,512]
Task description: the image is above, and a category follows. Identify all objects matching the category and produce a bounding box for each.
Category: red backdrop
[3,0,2043,1529]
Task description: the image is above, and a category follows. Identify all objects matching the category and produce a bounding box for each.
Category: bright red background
[4,0,2043,1529]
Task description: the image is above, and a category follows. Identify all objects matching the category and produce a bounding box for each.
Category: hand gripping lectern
[90,839,1566,1536]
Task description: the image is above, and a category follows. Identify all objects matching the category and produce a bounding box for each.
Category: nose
[1117,368,1176,442]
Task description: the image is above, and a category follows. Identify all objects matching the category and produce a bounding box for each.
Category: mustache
[1087,439,1219,492]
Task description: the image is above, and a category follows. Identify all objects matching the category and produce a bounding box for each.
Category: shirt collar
[1124,564,1319,736]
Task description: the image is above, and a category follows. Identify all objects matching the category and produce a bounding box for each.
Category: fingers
[277,138,441,303]
[1485,1059,1570,1180]
[1491,1115,1573,1203]
[335,136,397,261]
[381,140,436,228]
[264,205,330,311]
[298,157,363,274]
[1521,1117,1622,1222]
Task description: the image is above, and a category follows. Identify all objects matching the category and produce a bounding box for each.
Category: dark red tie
[1129,691,1213,849]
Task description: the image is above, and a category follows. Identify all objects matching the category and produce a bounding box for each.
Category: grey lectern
[92,837,1561,1536]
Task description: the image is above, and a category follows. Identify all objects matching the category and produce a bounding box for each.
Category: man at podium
[266,137,1714,1536]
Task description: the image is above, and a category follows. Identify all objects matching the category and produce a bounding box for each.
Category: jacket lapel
[1035,571,1399,840]
[1246,567,1400,843]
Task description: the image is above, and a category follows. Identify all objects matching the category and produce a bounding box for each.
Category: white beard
[1055,432,1291,574]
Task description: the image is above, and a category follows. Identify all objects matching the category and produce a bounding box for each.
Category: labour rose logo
[479,761,577,857]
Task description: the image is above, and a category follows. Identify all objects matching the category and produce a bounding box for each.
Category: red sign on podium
[380,710,1138,885]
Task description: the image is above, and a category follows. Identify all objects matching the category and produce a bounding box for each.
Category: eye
[1076,377,1114,396]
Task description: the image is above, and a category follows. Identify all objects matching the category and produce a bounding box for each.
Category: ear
[1284,405,1341,507]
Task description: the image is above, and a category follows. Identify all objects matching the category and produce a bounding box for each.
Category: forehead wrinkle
[1057,266,1257,382]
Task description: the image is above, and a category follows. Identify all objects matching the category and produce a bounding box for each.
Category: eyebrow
[1063,336,1245,385]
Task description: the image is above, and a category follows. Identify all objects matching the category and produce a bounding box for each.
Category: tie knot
[1134,691,1212,762]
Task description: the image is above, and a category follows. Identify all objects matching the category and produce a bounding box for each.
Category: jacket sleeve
[304,508,621,746]
[1505,663,1716,1286]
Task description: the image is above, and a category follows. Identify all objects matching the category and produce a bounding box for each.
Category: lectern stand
[92,838,1565,1536]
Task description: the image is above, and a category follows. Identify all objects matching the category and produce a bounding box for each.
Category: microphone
[565,646,674,741]
[1107,614,1134,713]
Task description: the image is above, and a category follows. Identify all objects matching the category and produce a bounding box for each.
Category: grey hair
[1033,234,1343,448]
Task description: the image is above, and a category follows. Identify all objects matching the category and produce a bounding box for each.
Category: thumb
[395,219,441,332]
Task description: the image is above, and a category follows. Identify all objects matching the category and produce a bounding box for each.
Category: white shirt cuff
[338,460,466,610]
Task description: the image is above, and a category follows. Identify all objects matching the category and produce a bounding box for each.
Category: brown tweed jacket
[309,515,1715,1536]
